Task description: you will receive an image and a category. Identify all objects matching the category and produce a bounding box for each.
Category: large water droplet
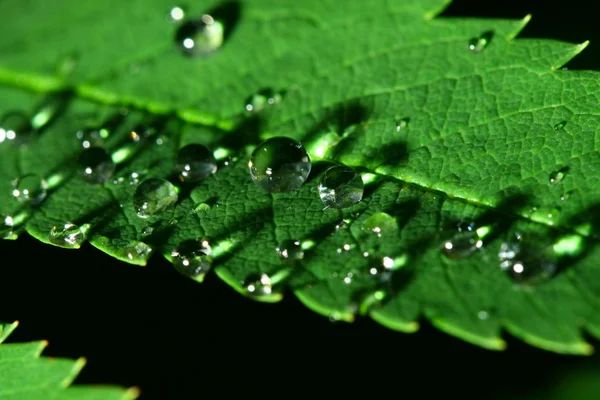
[248,137,311,193]
[77,147,116,184]
[49,222,87,248]
[361,212,398,238]
[171,239,213,281]
[176,14,224,56]
[549,167,568,184]
[12,174,47,205]
[468,31,493,53]
[244,273,273,297]
[176,144,217,183]
[442,220,483,260]
[76,128,108,149]
[554,121,567,131]
[395,118,409,132]
[498,234,556,285]
[0,112,31,145]
[318,165,364,209]
[126,242,153,262]
[133,178,178,218]
[244,89,282,113]
[276,239,304,261]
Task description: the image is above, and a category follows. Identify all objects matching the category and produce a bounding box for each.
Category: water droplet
[77,148,116,184]
[126,242,153,261]
[244,273,273,297]
[141,226,153,236]
[176,144,218,183]
[318,166,364,209]
[1,215,14,238]
[276,239,304,261]
[549,167,568,184]
[0,112,31,145]
[133,178,178,218]
[248,137,311,193]
[168,6,185,22]
[442,220,483,260]
[171,239,213,281]
[560,190,574,202]
[361,212,398,238]
[176,14,224,56]
[468,31,493,53]
[554,121,567,131]
[12,174,47,205]
[498,234,556,285]
[49,222,87,248]
[76,128,107,148]
[244,89,282,113]
[395,118,409,132]
[478,311,489,320]
[343,272,353,285]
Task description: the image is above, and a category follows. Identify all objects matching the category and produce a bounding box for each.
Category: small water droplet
[549,167,568,184]
[77,148,116,184]
[141,226,153,236]
[244,89,282,113]
[193,203,211,213]
[478,311,489,320]
[176,14,224,56]
[361,212,398,238]
[76,128,107,148]
[126,242,153,261]
[276,239,304,261]
[560,190,573,202]
[442,220,484,260]
[49,222,87,248]
[0,112,32,145]
[171,239,212,281]
[498,234,556,285]
[244,273,273,296]
[395,118,409,132]
[468,31,493,53]
[168,6,185,22]
[1,215,14,238]
[248,137,311,193]
[343,272,354,285]
[554,121,567,131]
[176,144,218,183]
[133,178,179,218]
[318,165,364,209]
[12,174,47,205]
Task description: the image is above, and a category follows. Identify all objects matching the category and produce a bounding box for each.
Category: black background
[2,0,600,398]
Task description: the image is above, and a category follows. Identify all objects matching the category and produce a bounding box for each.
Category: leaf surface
[1,0,600,354]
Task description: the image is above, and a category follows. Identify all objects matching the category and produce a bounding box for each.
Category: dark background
[2,0,600,398]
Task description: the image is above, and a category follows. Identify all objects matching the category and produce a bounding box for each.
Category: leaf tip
[370,310,419,333]
[124,386,142,399]
[61,357,87,387]
[507,14,532,40]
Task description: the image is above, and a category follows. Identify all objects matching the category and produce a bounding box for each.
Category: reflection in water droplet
[276,239,304,261]
[176,144,217,183]
[560,190,573,202]
[498,233,556,285]
[50,222,87,248]
[369,256,396,279]
[442,220,483,260]
[244,89,282,113]
[248,137,311,193]
[176,14,224,56]
[549,168,567,184]
[1,215,14,238]
[12,174,47,205]
[554,121,567,131]
[171,239,213,281]
[468,32,492,53]
[168,6,185,22]
[361,212,398,238]
[126,242,153,261]
[76,128,108,149]
[133,178,179,218]
[77,147,116,184]
[244,273,273,297]
[318,166,364,209]
[343,272,353,285]
[0,112,31,145]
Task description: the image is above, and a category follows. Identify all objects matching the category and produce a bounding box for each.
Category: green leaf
[0,321,138,399]
[1,0,600,355]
